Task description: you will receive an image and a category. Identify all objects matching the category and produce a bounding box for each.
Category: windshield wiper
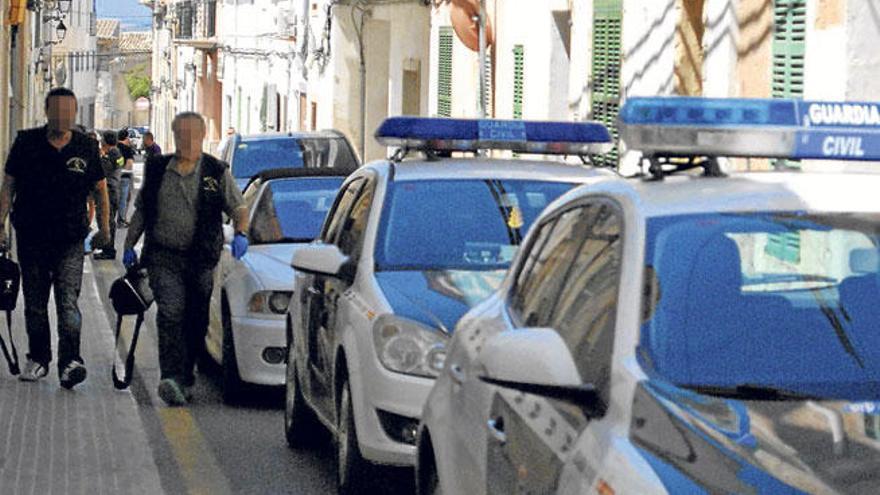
[809,286,865,369]
[683,383,820,401]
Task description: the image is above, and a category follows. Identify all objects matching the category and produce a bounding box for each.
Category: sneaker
[158,379,187,406]
[59,360,87,389]
[19,359,49,382]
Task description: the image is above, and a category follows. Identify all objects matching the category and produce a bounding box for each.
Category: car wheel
[337,378,370,494]
[417,438,443,495]
[221,301,244,404]
[284,341,318,448]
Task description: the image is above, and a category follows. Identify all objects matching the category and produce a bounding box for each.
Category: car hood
[245,243,303,288]
[374,270,506,332]
[632,380,880,494]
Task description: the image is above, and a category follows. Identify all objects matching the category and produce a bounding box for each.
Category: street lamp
[55,19,67,43]
[57,0,71,13]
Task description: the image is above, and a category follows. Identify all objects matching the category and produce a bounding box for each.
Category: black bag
[109,266,154,389]
[0,250,20,375]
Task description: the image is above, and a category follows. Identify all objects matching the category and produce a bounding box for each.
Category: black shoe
[158,379,187,406]
[60,361,87,389]
[93,250,117,260]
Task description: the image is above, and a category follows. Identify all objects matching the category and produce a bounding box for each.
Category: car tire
[417,438,443,495]
[284,341,318,448]
[221,301,244,404]
[337,378,370,495]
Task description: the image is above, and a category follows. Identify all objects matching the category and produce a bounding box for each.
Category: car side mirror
[222,224,234,245]
[476,328,606,419]
[291,244,352,280]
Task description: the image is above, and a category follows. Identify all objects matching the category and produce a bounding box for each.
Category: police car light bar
[375,117,613,156]
[620,97,880,161]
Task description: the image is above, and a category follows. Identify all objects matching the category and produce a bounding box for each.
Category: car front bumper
[231,315,287,386]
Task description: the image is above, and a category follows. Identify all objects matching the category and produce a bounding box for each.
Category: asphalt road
[88,156,415,494]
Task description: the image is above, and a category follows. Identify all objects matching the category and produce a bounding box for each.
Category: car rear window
[231,137,358,180]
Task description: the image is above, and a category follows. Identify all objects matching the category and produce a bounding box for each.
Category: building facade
[52,0,98,129]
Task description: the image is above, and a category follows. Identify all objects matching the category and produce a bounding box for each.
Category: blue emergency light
[620,97,880,161]
[375,116,613,156]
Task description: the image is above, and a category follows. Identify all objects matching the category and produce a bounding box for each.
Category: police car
[283,117,615,493]
[417,97,880,495]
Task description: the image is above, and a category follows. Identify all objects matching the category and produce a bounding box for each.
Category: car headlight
[372,314,448,378]
[247,291,293,315]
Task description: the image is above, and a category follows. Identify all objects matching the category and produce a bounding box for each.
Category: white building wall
[301,1,429,162]
[220,0,300,138]
[702,0,739,98]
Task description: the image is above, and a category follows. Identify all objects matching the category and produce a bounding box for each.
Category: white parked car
[205,167,352,403]
[418,97,880,495]
[283,117,615,493]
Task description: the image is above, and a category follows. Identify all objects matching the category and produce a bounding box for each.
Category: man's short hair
[45,87,77,110]
[172,112,206,133]
[102,130,118,146]
[143,131,154,140]
[117,127,129,141]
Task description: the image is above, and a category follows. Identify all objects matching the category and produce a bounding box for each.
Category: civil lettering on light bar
[375,117,613,155]
[620,97,880,161]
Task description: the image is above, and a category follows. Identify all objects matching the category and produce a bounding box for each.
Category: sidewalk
[0,257,164,494]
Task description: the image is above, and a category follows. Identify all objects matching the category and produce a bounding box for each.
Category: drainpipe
[352,0,369,161]
[478,0,486,119]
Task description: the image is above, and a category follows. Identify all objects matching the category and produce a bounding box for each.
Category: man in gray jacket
[124,112,249,406]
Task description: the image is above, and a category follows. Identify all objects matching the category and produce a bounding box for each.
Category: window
[375,180,575,271]
[322,179,363,244]
[437,26,453,117]
[512,45,524,119]
[772,0,806,169]
[336,180,375,257]
[510,207,589,327]
[549,204,622,401]
[250,178,344,244]
[591,0,622,167]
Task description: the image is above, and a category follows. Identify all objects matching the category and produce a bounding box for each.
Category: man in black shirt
[117,128,135,227]
[0,88,111,388]
[94,130,124,260]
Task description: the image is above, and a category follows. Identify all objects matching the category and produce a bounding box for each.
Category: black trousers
[146,247,214,386]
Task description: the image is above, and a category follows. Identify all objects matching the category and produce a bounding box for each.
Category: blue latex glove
[123,248,138,269]
[231,233,249,260]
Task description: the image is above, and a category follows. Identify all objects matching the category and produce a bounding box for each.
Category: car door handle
[487,417,506,444]
[306,287,321,296]
[449,363,465,385]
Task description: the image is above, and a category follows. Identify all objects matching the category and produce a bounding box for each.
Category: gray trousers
[146,247,214,386]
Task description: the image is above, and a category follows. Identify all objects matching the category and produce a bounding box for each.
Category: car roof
[372,158,616,183]
[244,167,354,191]
[235,131,346,141]
[580,171,880,217]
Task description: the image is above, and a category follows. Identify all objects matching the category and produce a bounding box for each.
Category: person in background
[117,128,136,228]
[94,131,124,260]
[0,87,110,387]
[143,132,162,161]
[123,112,248,406]
[216,126,236,158]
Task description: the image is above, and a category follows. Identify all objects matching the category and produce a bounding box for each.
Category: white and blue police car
[417,97,880,495]
[282,116,616,493]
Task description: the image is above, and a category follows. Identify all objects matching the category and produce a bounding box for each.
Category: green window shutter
[772,0,806,169]
[765,231,801,264]
[513,45,524,119]
[591,0,622,168]
[437,26,453,118]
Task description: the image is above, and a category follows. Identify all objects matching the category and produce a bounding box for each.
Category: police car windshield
[375,179,575,271]
[640,212,880,400]
[231,137,358,179]
[250,177,344,244]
